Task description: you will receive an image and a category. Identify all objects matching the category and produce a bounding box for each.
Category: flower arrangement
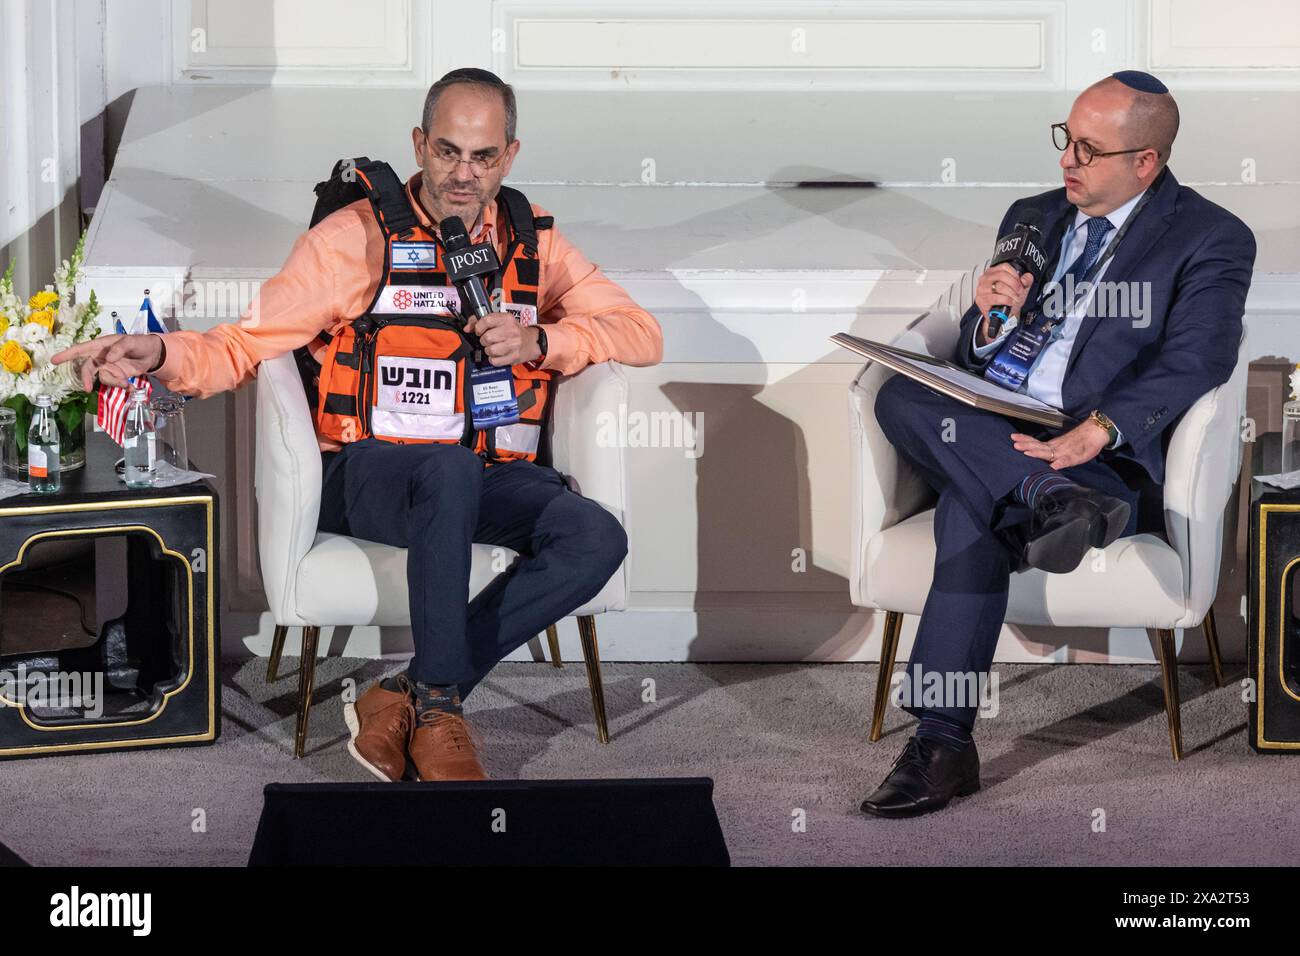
[0,233,101,461]
[1290,364,1300,403]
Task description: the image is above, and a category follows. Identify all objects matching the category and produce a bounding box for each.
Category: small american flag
[97,294,166,445]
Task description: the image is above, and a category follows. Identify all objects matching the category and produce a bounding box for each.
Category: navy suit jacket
[956,167,1256,487]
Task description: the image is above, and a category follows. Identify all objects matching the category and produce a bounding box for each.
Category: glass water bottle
[123,387,156,488]
[1282,398,1300,474]
[27,393,60,494]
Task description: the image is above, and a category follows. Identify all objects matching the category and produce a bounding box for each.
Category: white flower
[20,323,48,347]
[1291,365,1300,403]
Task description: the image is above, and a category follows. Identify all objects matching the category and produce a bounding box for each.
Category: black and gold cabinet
[1249,489,1300,752]
[0,434,219,758]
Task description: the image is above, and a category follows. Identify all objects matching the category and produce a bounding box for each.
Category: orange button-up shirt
[154,172,663,450]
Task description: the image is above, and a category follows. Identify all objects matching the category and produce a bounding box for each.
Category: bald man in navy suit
[862,71,1256,818]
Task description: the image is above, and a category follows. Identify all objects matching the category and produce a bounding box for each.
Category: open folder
[830,332,1076,430]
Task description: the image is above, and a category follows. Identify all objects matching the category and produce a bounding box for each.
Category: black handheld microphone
[440,216,500,322]
[986,209,1048,336]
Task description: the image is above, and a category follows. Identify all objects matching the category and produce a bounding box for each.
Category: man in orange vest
[56,68,663,782]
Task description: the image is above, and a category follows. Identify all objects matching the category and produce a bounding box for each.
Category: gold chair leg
[293,626,321,759]
[869,611,904,742]
[1155,628,1183,761]
[1202,607,1225,689]
[545,623,563,669]
[267,624,288,683]
[576,615,609,744]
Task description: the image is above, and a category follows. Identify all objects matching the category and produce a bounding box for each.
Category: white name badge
[472,377,514,406]
[374,285,461,315]
[375,356,457,415]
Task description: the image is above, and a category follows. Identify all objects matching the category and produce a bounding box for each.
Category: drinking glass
[0,408,17,480]
[149,396,188,470]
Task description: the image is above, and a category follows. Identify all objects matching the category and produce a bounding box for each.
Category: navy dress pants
[872,375,1143,729]
[318,439,628,699]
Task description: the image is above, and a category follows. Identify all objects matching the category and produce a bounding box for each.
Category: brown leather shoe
[343,678,415,782]
[408,709,488,781]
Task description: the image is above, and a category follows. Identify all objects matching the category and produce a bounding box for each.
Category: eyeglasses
[1051,123,1150,167]
[427,141,506,178]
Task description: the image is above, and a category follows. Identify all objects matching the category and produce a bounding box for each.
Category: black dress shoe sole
[859,775,981,819]
[1024,497,1130,574]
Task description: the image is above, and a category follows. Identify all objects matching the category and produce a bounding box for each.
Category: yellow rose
[0,341,32,375]
[0,316,8,337]
[28,291,58,311]
[26,310,54,332]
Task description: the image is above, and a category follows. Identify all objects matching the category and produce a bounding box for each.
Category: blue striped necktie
[1045,215,1112,315]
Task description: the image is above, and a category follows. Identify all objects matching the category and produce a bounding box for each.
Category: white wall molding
[99,1,1300,92]
[1138,0,1300,88]
[494,0,1067,89]
[175,0,430,86]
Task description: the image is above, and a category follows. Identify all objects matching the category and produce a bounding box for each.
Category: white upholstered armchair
[254,352,631,757]
[848,297,1244,761]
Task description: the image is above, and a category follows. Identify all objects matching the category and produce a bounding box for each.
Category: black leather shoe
[1022,485,1129,573]
[860,734,980,819]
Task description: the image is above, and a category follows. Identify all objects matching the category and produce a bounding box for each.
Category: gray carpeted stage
[0,658,1292,867]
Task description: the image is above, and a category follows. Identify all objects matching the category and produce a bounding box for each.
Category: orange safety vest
[296,158,554,465]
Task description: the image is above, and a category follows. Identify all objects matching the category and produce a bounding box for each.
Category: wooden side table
[0,431,219,758]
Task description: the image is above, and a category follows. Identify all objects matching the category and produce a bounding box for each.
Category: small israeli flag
[118,293,167,336]
[391,242,438,270]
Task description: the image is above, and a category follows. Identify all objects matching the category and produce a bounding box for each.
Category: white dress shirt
[973,188,1147,445]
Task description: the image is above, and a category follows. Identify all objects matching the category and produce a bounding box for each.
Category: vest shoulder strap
[353,160,419,239]
[312,157,418,239]
[496,184,553,258]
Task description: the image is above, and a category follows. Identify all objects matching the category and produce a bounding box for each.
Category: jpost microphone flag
[96,293,166,445]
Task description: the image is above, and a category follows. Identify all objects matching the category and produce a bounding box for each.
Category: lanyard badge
[983,311,1060,391]
[445,236,523,431]
[469,355,520,429]
[467,266,520,429]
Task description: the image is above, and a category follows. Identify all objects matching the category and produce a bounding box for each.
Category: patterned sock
[916,711,973,747]
[1014,471,1079,509]
[411,679,463,716]
[379,674,411,697]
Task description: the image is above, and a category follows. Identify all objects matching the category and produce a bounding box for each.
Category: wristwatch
[146,334,167,373]
[535,326,548,360]
[1089,409,1119,448]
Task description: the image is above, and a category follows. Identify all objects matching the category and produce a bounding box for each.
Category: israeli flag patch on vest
[391,242,439,270]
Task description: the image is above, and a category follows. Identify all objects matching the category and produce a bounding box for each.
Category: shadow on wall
[641,166,1000,664]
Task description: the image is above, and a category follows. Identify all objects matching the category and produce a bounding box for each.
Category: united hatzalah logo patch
[375,286,460,314]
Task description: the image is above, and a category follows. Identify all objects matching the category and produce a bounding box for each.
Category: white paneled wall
[510,14,1050,70]
[62,1,1300,664]
[138,0,1300,90]
[497,1,1062,89]
[1149,0,1300,72]
[0,0,86,289]
[180,0,431,83]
